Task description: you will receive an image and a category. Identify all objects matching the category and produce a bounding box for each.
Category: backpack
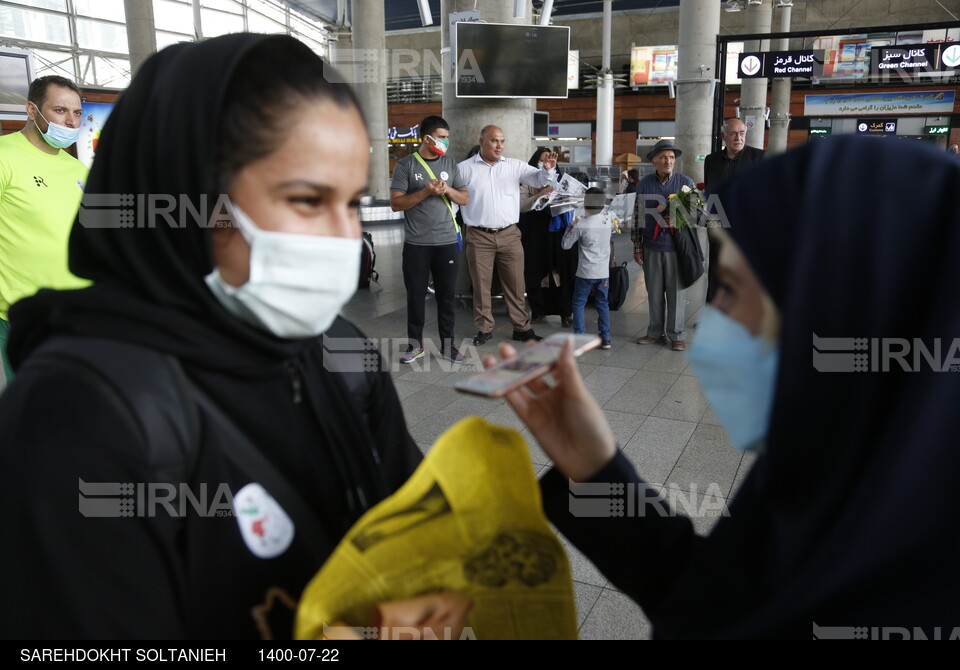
[608,262,629,311]
[24,336,333,564]
[359,231,379,288]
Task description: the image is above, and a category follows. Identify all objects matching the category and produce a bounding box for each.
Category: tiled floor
[346,222,755,640]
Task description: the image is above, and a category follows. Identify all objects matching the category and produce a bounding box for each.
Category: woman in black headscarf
[0,34,422,639]
[500,136,960,637]
[518,147,555,322]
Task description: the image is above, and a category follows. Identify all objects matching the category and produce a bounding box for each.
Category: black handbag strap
[26,336,333,566]
[180,370,333,564]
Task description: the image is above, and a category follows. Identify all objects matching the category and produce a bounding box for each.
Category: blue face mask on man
[685,304,779,452]
[32,104,81,150]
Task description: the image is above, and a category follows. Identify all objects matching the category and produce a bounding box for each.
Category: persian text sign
[804,90,955,116]
[739,50,824,78]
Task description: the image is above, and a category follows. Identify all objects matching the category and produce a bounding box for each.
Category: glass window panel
[76,18,129,53]
[0,6,71,45]
[155,30,192,51]
[93,56,130,88]
[31,48,76,79]
[291,16,324,41]
[248,0,286,24]
[4,0,67,11]
[247,10,284,35]
[73,0,125,20]
[153,0,193,34]
[200,8,243,37]
[201,0,241,13]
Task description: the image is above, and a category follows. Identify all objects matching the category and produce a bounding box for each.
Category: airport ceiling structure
[283,0,692,32]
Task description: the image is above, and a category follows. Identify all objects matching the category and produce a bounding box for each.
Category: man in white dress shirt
[457,125,558,345]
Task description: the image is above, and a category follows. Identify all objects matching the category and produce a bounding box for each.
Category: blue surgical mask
[685,305,779,452]
[33,105,81,149]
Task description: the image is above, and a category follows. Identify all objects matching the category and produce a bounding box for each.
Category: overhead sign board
[871,43,960,78]
[856,118,897,134]
[738,50,825,78]
[805,90,955,115]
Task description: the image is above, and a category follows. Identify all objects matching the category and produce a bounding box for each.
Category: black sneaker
[473,331,493,346]
[512,329,543,342]
[441,346,466,363]
[600,340,612,350]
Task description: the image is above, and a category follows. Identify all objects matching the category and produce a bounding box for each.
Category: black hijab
[660,136,960,635]
[527,146,550,168]
[8,33,311,372]
[7,34,395,532]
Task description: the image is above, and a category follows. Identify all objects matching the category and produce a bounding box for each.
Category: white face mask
[205,205,361,338]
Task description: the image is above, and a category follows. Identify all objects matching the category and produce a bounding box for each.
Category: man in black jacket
[703,118,765,302]
[704,118,765,188]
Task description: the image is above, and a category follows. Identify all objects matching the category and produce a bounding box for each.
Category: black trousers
[402,241,459,349]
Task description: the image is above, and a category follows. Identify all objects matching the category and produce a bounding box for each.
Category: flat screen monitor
[456,22,570,99]
[0,48,34,119]
[533,111,549,136]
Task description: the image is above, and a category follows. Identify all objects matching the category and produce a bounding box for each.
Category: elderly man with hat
[631,139,696,351]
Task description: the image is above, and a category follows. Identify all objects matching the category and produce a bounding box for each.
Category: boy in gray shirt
[390,115,469,363]
[561,188,612,349]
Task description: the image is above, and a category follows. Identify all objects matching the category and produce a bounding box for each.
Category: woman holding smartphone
[493,136,960,638]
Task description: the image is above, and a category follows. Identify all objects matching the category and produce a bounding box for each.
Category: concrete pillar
[674,0,721,184]
[740,0,772,150]
[441,0,535,164]
[767,2,792,154]
[595,0,614,165]
[192,0,203,40]
[350,0,390,201]
[123,0,158,75]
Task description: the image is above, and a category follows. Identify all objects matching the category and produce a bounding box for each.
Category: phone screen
[454,334,600,397]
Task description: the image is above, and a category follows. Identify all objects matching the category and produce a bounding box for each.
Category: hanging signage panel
[941,43,960,69]
[804,90,956,116]
[871,45,938,77]
[568,49,579,89]
[856,118,898,134]
[630,45,678,86]
[388,126,419,144]
[738,50,824,78]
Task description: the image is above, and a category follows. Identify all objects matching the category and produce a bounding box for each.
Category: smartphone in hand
[454,333,601,397]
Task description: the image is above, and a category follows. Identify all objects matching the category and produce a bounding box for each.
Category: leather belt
[471,224,515,233]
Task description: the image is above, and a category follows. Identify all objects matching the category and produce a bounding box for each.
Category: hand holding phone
[468,336,617,482]
[454,333,600,398]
